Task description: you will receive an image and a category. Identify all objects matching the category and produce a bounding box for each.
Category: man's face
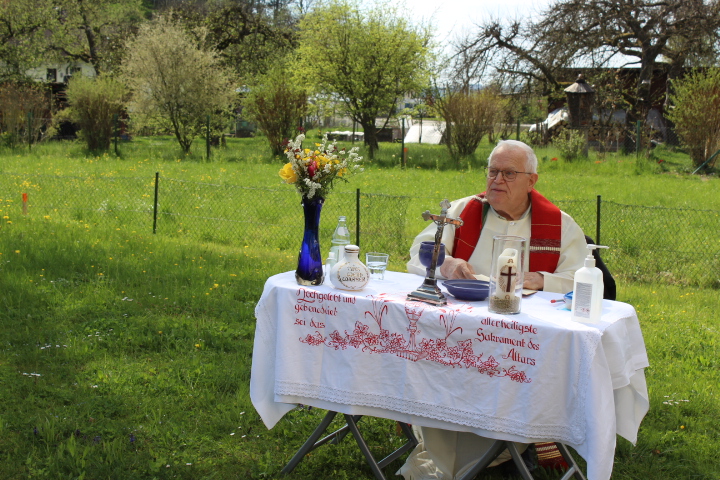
[485,147,538,218]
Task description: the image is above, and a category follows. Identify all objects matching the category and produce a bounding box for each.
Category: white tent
[403,120,445,144]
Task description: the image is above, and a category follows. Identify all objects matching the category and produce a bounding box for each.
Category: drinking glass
[365,252,390,280]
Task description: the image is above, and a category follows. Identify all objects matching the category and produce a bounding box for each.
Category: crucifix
[407,199,463,305]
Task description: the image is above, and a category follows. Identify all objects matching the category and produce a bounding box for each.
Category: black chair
[585,235,616,301]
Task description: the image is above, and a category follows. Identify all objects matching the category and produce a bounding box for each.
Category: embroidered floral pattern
[298,298,532,383]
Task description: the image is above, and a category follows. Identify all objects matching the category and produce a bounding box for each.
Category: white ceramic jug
[329,245,370,291]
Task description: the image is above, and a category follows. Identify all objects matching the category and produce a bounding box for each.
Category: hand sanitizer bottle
[329,216,351,264]
[572,244,609,323]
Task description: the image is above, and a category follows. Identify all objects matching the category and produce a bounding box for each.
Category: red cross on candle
[501,266,516,292]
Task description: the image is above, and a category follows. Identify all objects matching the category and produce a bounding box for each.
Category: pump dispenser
[571,244,609,323]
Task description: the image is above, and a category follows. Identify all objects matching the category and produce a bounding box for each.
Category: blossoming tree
[297,0,432,159]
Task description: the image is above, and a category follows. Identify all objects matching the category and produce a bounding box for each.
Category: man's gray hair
[488,140,538,174]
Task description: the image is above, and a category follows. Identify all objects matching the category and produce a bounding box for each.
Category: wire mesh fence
[2,172,718,288]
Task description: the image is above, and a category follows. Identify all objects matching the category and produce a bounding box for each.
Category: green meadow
[0,137,718,479]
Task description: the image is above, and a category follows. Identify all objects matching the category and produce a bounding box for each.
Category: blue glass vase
[295,196,325,285]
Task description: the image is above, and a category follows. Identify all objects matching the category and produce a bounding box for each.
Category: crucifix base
[407,278,447,305]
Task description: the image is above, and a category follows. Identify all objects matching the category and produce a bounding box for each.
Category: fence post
[153,172,159,234]
[27,111,33,151]
[516,119,520,140]
[596,194,601,245]
[356,188,360,247]
[113,114,119,156]
[206,115,211,162]
[400,117,405,168]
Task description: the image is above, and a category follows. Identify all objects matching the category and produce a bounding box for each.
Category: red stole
[452,190,562,273]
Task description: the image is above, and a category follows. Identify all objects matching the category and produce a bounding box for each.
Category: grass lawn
[0,136,718,479]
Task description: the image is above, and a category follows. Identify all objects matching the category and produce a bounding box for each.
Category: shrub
[65,76,126,152]
[668,68,720,169]
[553,129,587,161]
[243,65,307,157]
[436,86,508,159]
[0,82,50,148]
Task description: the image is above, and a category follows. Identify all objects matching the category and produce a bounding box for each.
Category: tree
[243,63,307,156]
[0,1,55,80]
[668,68,720,168]
[297,0,432,158]
[63,76,126,151]
[122,16,236,154]
[435,86,508,158]
[455,0,720,123]
[165,0,298,80]
[51,0,146,74]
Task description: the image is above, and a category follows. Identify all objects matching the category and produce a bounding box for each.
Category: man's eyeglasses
[485,168,532,181]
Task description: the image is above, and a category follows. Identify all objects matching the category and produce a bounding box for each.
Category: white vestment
[400,195,588,479]
[406,195,588,294]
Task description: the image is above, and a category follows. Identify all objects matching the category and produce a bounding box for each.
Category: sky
[403,0,553,50]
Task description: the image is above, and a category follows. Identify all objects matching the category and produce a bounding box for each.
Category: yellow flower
[278,163,298,184]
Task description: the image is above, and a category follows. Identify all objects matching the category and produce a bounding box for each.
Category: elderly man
[407,139,587,294]
[399,140,588,480]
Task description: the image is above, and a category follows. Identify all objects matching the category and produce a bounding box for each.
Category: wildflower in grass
[551,157,558,161]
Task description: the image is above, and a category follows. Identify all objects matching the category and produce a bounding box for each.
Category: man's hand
[440,257,476,279]
[523,272,544,290]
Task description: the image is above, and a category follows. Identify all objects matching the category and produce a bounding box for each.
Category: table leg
[375,422,418,469]
[507,442,534,480]
[556,443,588,480]
[456,439,508,480]
[329,415,363,445]
[458,440,587,480]
[280,410,338,474]
[282,411,418,479]
[344,414,387,480]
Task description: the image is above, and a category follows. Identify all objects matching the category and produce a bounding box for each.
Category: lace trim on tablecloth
[276,379,586,444]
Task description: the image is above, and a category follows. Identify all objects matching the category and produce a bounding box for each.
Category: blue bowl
[442,279,490,301]
[564,291,573,308]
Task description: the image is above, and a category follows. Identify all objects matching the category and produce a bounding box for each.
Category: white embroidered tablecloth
[250,271,649,480]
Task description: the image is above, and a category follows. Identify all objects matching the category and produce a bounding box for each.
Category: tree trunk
[359,115,379,159]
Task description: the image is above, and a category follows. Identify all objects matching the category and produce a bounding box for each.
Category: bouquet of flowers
[279,133,363,199]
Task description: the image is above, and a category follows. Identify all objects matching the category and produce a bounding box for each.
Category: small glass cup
[365,252,390,280]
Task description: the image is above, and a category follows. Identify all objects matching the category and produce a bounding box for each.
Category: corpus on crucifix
[407,199,463,305]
